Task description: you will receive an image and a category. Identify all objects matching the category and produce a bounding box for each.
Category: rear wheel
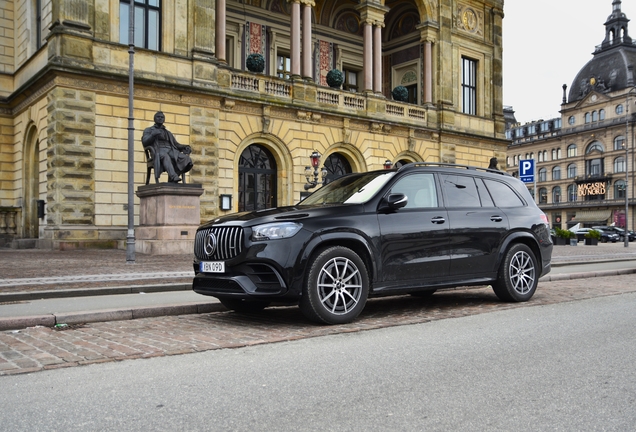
[300,246,369,324]
[219,298,271,313]
[492,244,538,302]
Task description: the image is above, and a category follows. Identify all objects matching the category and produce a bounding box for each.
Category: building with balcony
[1,0,507,249]
[506,0,636,232]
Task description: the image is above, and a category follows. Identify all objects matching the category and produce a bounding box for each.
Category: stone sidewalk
[2,242,636,294]
[1,273,635,376]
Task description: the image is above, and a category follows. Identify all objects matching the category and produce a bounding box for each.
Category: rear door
[441,174,509,278]
[377,172,450,288]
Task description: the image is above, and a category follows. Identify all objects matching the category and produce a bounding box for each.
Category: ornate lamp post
[126,0,136,263]
[304,151,328,190]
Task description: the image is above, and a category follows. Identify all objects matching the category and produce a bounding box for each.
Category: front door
[238,145,277,212]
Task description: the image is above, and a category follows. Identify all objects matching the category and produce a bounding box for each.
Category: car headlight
[251,222,302,241]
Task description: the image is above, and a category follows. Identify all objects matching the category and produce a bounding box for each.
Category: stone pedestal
[135,184,204,255]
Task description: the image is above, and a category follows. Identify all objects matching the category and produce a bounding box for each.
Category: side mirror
[379,193,408,212]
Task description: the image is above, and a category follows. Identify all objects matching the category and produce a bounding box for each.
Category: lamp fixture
[384,159,393,169]
[304,150,328,190]
[220,194,233,211]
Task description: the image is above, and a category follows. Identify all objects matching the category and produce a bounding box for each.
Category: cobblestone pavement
[2,243,636,293]
[1,273,635,376]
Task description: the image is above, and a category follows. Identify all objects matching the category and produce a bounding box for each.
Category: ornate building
[1,0,506,249]
[506,0,636,233]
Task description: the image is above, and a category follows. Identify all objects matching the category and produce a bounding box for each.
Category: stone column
[356,2,388,94]
[373,21,384,94]
[290,0,301,77]
[216,0,226,63]
[423,40,433,104]
[362,19,373,92]
[301,0,314,80]
[51,0,94,34]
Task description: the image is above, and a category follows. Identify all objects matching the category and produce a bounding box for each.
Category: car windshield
[300,171,395,205]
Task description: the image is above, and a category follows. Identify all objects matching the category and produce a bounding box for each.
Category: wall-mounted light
[304,150,328,190]
[384,159,393,169]
[220,194,233,211]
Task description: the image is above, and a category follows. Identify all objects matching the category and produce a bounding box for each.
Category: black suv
[193,163,553,324]
[592,226,636,242]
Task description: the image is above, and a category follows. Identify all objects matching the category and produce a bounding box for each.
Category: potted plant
[326,69,344,88]
[391,86,408,102]
[246,53,265,73]
[584,229,601,245]
[553,227,573,246]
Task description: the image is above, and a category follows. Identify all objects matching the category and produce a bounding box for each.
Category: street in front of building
[1,286,635,431]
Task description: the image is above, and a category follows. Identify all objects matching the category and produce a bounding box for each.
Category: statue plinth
[135,183,204,255]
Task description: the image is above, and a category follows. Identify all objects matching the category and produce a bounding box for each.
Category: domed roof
[568,49,636,102]
[568,0,636,103]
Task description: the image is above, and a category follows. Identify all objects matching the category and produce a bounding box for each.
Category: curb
[0,302,225,331]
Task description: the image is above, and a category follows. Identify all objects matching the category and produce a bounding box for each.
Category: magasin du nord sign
[578,181,606,196]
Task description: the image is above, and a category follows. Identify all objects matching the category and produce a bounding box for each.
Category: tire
[299,246,369,324]
[219,298,270,313]
[492,243,538,302]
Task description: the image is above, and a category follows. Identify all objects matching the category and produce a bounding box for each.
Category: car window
[475,178,495,207]
[440,174,480,208]
[390,173,438,209]
[483,179,526,207]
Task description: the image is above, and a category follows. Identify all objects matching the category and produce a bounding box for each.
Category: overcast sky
[503,0,636,124]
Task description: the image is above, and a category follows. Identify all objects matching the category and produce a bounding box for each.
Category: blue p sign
[519,159,534,183]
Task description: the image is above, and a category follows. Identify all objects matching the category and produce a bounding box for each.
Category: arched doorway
[238,144,277,211]
[23,126,40,239]
[323,152,352,184]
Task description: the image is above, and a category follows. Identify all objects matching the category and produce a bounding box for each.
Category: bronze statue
[142,111,193,183]
[488,157,499,170]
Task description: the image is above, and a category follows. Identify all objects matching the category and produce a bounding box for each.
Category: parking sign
[519,159,535,183]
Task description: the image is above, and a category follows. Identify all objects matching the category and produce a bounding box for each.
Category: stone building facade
[1,0,507,249]
[506,0,636,233]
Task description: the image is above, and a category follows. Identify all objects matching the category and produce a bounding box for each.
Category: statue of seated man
[142,111,193,183]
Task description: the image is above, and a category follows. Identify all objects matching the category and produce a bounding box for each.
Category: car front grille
[195,226,244,261]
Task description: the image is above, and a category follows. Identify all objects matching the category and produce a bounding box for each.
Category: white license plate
[199,261,225,273]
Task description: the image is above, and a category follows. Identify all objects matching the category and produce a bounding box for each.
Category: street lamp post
[624,87,635,248]
[126,1,136,262]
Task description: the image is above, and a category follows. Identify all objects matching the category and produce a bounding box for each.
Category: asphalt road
[1,292,635,431]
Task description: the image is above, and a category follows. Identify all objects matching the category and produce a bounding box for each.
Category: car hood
[198,204,362,229]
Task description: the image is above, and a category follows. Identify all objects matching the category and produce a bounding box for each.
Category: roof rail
[397,162,509,176]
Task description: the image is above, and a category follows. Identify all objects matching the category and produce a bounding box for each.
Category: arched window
[615,180,626,199]
[586,141,604,153]
[552,186,561,203]
[585,112,591,123]
[543,150,548,161]
[567,163,577,178]
[567,144,577,157]
[538,168,547,182]
[614,156,626,173]
[592,111,598,122]
[567,184,577,202]
[599,109,605,120]
[557,148,562,159]
[539,188,548,204]
[552,149,557,160]
[614,136,626,150]
[552,166,561,180]
[323,153,352,184]
[616,104,624,115]
[238,144,277,212]
[538,152,544,162]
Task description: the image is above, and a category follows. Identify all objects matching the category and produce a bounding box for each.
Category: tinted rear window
[484,179,525,207]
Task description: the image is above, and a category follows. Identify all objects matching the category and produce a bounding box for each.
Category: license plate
[199,261,225,273]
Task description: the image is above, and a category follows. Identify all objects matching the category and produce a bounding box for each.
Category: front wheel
[492,244,538,302]
[300,246,369,325]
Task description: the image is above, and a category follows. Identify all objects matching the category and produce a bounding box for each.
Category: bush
[554,227,574,239]
[326,69,344,88]
[391,86,409,102]
[585,229,601,239]
[246,53,265,73]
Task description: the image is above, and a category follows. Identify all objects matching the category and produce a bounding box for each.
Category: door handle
[431,216,446,224]
[490,216,503,222]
